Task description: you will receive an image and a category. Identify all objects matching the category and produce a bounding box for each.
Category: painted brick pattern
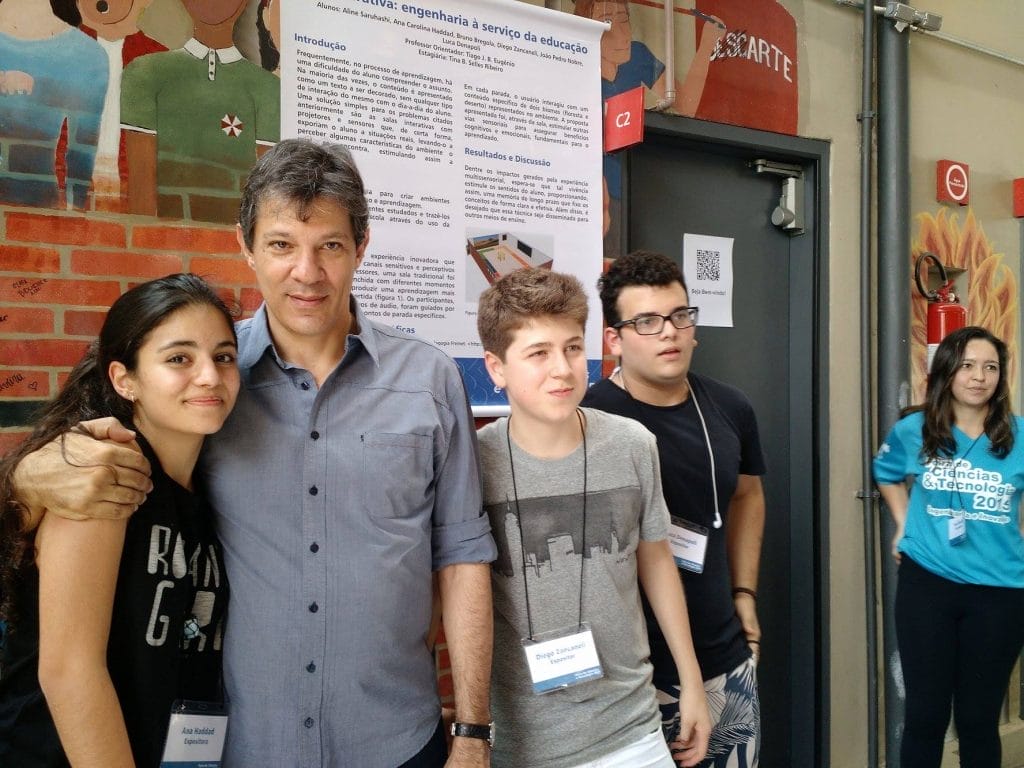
[0,204,258,447]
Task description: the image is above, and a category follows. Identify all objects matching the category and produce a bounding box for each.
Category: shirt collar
[238,298,381,374]
[183,37,243,64]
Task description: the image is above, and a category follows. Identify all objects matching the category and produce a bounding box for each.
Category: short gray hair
[238,139,370,250]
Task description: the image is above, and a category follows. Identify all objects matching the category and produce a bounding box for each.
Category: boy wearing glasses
[476,268,710,767]
[582,250,766,768]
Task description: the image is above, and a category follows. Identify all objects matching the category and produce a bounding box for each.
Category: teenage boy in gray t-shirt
[476,268,710,768]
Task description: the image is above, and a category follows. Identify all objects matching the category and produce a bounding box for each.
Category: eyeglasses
[612,307,699,336]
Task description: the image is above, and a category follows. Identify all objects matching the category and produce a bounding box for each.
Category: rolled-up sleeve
[432,364,497,570]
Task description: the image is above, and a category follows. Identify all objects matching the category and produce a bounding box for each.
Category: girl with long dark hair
[874,326,1024,768]
[0,273,239,766]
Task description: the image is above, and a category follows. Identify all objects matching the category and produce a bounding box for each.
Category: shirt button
[310,542,319,553]
[307,661,316,673]
[309,486,318,496]
[311,430,320,440]
[301,381,310,390]
[304,717,314,728]
[309,602,319,613]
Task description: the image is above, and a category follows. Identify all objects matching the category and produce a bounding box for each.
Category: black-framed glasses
[613,307,699,336]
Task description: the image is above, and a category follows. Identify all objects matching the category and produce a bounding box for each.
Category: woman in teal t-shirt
[874,326,1024,768]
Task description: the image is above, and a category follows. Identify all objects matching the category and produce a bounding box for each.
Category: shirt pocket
[361,432,434,519]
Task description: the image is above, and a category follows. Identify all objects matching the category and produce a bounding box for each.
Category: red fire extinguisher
[915,252,966,371]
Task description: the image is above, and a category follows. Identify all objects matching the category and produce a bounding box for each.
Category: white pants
[569,729,675,768]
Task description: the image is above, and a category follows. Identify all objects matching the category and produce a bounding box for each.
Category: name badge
[160,700,228,768]
[948,515,967,546]
[522,624,603,695]
[668,517,709,573]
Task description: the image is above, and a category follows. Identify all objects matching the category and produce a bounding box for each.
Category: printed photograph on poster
[279,0,606,411]
[465,229,554,302]
[683,233,734,328]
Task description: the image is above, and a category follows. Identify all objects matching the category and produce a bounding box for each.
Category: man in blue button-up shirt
[13,139,497,767]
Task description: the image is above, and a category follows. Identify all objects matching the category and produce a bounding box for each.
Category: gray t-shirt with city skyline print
[478,408,670,768]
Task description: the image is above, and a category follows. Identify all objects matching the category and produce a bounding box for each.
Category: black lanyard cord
[506,409,588,640]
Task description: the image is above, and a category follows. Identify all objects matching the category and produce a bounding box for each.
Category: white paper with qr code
[682,233,734,328]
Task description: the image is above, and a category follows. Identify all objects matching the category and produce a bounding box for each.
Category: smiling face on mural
[180,0,247,27]
[592,0,632,71]
[77,0,153,40]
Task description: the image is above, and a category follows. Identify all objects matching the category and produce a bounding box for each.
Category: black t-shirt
[582,373,766,681]
[0,437,228,767]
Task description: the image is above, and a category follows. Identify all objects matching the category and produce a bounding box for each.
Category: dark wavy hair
[256,0,280,73]
[0,274,236,627]
[597,249,688,327]
[477,268,588,360]
[917,325,1014,461]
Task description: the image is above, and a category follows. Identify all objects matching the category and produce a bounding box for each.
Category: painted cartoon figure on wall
[575,0,724,256]
[0,0,108,210]
[255,0,279,75]
[121,0,280,223]
[77,0,167,211]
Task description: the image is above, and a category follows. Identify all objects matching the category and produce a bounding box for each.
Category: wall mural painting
[80,0,168,211]
[0,0,280,223]
[579,0,798,258]
[2,0,797,230]
[0,0,108,210]
[694,0,797,135]
[910,208,1019,403]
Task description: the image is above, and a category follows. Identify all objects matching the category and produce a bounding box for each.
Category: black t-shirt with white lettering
[0,436,228,767]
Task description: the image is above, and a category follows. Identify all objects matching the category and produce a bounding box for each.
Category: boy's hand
[670,684,711,767]
[12,417,152,525]
[733,593,762,662]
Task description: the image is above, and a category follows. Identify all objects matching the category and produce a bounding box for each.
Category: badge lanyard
[617,371,722,529]
[507,410,603,693]
[689,382,723,530]
[948,432,983,546]
[506,409,588,640]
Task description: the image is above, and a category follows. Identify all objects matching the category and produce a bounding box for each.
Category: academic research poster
[281,0,605,411]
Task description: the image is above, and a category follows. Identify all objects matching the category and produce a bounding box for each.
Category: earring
[125,391,135,403]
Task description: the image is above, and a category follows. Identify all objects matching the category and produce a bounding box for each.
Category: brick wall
[0,203,260,452]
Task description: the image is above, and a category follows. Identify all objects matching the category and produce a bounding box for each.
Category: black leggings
[896,557,1024,768]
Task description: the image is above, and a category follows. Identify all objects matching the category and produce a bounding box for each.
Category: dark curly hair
[0,274,235,628]
[917,325,1015,461]
[597,249,688,327]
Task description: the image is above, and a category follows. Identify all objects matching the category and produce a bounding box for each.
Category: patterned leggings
[658,656,760,768]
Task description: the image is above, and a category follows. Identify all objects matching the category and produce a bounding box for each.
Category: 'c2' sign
[604,86,645,153]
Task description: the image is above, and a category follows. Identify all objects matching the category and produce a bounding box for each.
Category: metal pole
[877,15,912,768]
[858,0,879,764]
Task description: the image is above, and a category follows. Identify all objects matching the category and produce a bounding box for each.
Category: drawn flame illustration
[910,208,1017,403]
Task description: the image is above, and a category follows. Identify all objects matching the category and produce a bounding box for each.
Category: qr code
[696,249,720,281]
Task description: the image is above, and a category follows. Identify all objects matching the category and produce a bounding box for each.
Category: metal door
[624,117,829,767]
